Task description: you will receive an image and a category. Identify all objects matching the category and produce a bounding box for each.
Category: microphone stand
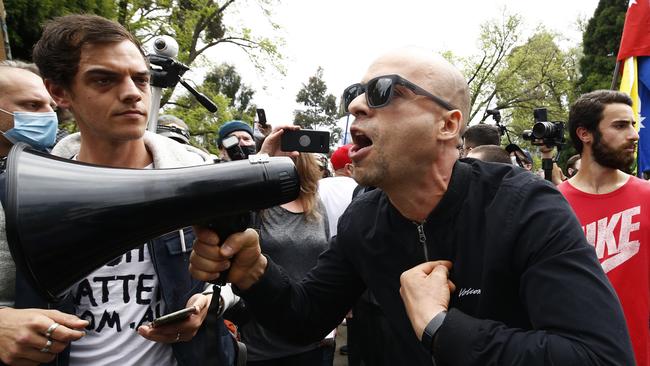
[146,39,237,363]
[147,54,218,132]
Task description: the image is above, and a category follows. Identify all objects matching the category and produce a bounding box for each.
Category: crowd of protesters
[0,12,647,366]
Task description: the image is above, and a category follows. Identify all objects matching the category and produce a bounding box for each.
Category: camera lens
[532,122,555,139]
[154,38,166,50]
[299,135,311,147]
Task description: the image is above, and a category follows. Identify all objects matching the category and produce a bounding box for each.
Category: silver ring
[40,339,53,353]
[45,322,60,339]
[175,332,181,342]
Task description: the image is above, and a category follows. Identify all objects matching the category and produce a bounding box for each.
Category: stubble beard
[352,153,389,188]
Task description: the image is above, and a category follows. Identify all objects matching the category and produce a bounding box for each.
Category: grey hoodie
[51,131,213,168]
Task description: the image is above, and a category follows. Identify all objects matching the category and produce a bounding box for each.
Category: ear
[576,126,592,146]
[437,110,463,142]
[45,80,72,109]
[344,163,354,176]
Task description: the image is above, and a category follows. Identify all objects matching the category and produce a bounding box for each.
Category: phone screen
[256,108,268,127]
[149,306,198,328]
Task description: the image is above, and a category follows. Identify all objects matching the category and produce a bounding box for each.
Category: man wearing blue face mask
[0,62,88,366]
[0,63,58,156]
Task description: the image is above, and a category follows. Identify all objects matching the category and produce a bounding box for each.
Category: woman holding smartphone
[238,148,332,366]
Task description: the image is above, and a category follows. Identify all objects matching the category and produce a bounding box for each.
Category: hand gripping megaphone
[4,143,299,301]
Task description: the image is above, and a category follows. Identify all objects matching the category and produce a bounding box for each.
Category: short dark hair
[568,90,632,153]
[462,124,500,148]
[566,154,581,170]
[33,14,144,89]
[468,145,512,164]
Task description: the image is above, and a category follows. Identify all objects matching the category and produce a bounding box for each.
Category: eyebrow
[84,68,151,78]
[611,118,635,124]
[16,97,52,107]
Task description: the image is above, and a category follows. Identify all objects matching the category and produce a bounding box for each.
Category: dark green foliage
[115,0,283,72]
[293,67,341,147]
[577,0,627,93]
[4,0,116,60]
[204,63,255,118]
[166,63,254,154]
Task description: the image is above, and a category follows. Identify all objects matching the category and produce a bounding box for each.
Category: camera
[151,35,179,58]
[522,108,565,148]
[222,135,247,161]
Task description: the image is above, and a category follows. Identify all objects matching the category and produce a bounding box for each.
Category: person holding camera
[217,121,257,162]
[238,149,332,365]
[189,48,633,365]
[558,90,649,366]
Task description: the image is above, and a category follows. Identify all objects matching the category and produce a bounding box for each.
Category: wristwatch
[421,310,447,355]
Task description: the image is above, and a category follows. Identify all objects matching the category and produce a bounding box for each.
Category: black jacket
[12,229,235,366]
[238,160,634,366]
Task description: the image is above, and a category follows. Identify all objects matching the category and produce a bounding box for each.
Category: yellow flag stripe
[619,57,641,169]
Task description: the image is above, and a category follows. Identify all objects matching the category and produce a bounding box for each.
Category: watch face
[223,135,239,149]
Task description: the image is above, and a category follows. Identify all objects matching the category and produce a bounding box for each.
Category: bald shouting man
[189,48,633,365]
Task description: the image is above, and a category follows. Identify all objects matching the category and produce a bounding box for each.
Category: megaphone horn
[4,143,299,302]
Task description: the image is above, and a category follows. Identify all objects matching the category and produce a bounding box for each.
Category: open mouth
[351,130,373,151]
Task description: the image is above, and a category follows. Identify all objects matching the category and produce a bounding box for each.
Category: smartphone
[281,129,330,153]
[150,306,198,328]
[256,108,268,127]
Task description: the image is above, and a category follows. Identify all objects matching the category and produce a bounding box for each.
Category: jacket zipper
[415,221,430,261]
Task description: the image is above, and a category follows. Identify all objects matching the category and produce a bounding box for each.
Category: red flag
[617,0,650,60]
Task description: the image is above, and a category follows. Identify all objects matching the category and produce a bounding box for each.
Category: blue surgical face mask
[0,108,58,150]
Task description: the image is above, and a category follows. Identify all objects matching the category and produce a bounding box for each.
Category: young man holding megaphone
[0,14,240,366]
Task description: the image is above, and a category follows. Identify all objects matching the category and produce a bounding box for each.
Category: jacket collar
[385,160,472,225]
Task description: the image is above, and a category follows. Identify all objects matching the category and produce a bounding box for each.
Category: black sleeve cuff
[421,310,447,354]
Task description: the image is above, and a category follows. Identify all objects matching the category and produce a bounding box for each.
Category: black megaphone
[4,143,299,302]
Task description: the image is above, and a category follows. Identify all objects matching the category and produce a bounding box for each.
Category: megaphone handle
[206,212,253,285]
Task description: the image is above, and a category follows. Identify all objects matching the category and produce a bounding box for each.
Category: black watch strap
[421,310,447,354]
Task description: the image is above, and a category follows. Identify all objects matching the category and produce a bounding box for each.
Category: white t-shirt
[69,245,177,366]
[318,176,358,238]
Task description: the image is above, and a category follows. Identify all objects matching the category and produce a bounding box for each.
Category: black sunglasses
[342,74,457,113]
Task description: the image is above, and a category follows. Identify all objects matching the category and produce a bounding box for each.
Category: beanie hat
[217,120,254,147]
[330,144,353,171]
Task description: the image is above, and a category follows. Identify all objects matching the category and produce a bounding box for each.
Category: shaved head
[0,66,48,100]
[366,48,470,133]
[0,65,55,156]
